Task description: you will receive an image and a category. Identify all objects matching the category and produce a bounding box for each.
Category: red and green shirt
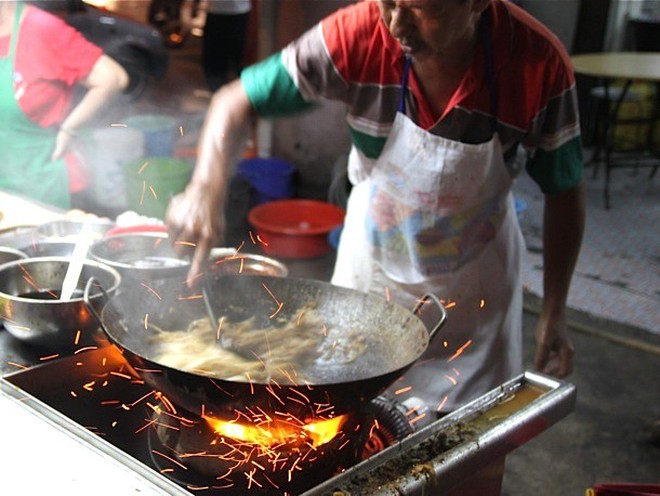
[241,0,583,194]
[0,6,102,128]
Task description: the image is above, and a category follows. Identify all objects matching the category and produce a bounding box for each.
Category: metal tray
[303,371,576,495]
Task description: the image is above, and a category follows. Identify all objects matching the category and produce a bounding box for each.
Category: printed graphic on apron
[363,102,511,278]
[366,177,507,276]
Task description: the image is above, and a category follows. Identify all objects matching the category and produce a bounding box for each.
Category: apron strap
[398,56,412,114]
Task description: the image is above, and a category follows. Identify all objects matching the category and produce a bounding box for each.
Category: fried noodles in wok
[149,305,367,384]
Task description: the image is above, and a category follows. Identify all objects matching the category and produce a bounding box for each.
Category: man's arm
[166,79,255,285]
[534,180,585,377]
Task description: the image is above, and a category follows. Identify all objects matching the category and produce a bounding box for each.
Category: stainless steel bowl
[36,219,115,243]
[0,257,121,349]
[0,247,27,266]
[19,241,76,258]
[209,248,288,277]
[89,232,190,282]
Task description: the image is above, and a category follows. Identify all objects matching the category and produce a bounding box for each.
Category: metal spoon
[60,225,92,301]
[201,275,253,360]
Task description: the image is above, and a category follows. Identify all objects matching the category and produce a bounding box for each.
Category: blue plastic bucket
[237,158,295,204]
[125,114,178,157]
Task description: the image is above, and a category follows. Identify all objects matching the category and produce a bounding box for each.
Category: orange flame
[204,415,346,449]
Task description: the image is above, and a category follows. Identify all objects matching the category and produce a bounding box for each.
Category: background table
[571,52,660,81]
[571,52,660,208]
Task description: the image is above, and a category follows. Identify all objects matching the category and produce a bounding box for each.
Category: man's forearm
[541,181,586,315]
[189,79,254,205]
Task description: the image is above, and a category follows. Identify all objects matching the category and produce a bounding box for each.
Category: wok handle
[414,293,447,341]
[83,276,112,338]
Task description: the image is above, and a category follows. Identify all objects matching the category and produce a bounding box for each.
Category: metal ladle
[60,225,92,301]
[201,275,254,360]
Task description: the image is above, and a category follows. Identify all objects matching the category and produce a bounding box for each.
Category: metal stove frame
[1,348,575,495]
[303,371,576,495]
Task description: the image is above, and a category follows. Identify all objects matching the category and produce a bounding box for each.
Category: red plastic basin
[247,199,345,259]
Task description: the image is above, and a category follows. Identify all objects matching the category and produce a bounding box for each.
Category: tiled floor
[514,160,659,335]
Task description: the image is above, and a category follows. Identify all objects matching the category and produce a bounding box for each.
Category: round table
[571,52,660,81]
[570,52,660,209]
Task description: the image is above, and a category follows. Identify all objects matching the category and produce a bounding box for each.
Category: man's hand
[533,314,574,377]
[166,187,225,287]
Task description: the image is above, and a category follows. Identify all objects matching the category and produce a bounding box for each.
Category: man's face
[377,0,483,60]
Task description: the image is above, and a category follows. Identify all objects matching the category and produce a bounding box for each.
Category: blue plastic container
[237,158,295,204]
[125,114,178,157]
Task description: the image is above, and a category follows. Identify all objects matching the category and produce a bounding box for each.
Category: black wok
[85,274,446,420]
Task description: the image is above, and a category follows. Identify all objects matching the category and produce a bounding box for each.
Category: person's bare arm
[166,79,255,285]
[534,180,585,377]
[52,54,129,161]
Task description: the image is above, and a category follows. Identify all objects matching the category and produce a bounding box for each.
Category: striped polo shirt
[241,0,583,194]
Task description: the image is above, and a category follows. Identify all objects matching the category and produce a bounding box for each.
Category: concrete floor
[504,304,660,495]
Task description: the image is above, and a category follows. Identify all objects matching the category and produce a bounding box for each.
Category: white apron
[332,28,526,412]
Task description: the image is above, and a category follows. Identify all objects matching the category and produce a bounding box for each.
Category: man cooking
[167,0,585,414]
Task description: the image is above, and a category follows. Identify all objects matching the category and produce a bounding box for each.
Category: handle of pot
[83,276,112,338]
[413,293,447,341]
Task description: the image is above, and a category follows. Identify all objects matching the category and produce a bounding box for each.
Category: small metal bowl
[0,257,121,349]
[36,219,115,243]
[19,241,76,258]
[0,246,27,266]
[209,248,288,277]
[89,232,190,283]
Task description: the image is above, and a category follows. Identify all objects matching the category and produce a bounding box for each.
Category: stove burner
[147,430,230,491]
[143,396,420,494]
[146,408,365,495]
